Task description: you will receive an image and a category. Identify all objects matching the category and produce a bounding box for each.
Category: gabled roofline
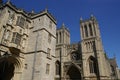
[1,1,57,24]
[31,10,57,24]
[3,2,30,18]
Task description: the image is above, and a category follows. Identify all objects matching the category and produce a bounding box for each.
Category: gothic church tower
[80,15,111,80]
[55,23,70,79]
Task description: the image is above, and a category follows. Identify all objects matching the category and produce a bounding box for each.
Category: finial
[114,53,116,59]
[62,23,65,26]
[31,10,34,13]
[91,14,94,17]
[90,14,96,20]
[80,17,83,23]
[80,17,83,21]
[62,23,65,29]
[45,7,48,12]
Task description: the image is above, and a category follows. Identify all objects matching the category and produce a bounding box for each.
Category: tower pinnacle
[90,14,96,20]
[7,0,11,3]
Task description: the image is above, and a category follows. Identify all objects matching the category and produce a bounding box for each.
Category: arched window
[89,24,93,36]
[89,56,97,74]
[56,61,60,75]
[84,25,88,37]
[89,59,94,73]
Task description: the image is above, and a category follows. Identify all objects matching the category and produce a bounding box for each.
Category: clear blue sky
[3,0,120,67]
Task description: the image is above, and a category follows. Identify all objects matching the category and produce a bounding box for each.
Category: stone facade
[0,1,120,80]
[117,68,120,79]
[0,1,56,80]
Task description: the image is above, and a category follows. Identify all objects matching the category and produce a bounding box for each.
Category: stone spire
[45,7,48,12]
[90,14,96,20]
[31,10,34,13]
[61,23,66,29]
[80,17,83,21]
[80,17,83,23]
[62,23,65,27]
[90,14,94,17]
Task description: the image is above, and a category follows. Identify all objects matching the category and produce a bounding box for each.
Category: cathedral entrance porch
[64,64,82,80]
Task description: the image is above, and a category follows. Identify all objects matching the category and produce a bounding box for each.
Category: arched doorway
[0,60,15,80]
[0,52,21,80]
[66,65,81,80]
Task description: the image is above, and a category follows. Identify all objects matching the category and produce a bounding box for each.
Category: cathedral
[0,1,120,80]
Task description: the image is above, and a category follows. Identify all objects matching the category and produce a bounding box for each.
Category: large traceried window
[84,25,88,37]
[11,32,22,45]
[89,56,97,74]
[89,24,93,36]
[16,16,25,28]
[89,59,94,73]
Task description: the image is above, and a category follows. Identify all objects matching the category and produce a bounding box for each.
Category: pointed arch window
[84,25,88,37]
[89,24,93,36]
[89,56,97,74]
[89,59,94,73]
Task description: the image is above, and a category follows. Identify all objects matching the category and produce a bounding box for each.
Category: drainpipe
[31,32,39,80]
